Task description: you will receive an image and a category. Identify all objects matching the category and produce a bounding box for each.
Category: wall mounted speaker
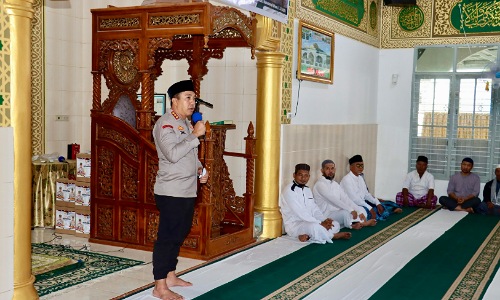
[383,0,417,6]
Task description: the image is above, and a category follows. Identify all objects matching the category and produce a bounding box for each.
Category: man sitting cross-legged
[477,164,500,216]
[313,159,376,229]
[340,154,402,221]
[279,163,351,243]
[439,157,481,213]
[396,155,437,209]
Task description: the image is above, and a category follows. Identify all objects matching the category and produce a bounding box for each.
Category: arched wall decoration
[89,2,259,260]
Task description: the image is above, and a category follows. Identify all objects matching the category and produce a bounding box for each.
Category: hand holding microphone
[191,111,206,137]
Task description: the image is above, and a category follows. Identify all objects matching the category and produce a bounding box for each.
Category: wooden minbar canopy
[89,0,258,259]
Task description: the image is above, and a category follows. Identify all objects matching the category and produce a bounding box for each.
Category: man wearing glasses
[340,154,402,221]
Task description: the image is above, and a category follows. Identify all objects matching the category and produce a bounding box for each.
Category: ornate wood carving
[120,208,138,242]
[99,17,140,29]
[145,210,160,244]
[146,154,158,205]
[97,147,114,198]
[150,13,200,26]
[90,3,257,259]
[121,162,138,201]
[96,205,113,238]
[98,125,138,156]
[212,6,256,49]
[182,237,198,249]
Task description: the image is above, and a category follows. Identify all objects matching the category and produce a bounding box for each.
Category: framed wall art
[297,21,334,84]
[137,93,167,116]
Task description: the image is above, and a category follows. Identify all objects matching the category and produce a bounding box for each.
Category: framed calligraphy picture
[137,94,167,116]
[297,21,334,84]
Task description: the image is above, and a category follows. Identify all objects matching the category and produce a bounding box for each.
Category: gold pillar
[254,51,285,238]
[5,0,38,299]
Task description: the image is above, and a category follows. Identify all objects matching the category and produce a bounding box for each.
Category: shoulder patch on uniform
[162,124,173,129]
[171,111,180,120]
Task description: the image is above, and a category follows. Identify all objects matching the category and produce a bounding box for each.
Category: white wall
[0,127,14,299]
[44,0,143,156]
[281,32,382,194]
[290,33,379,125]
[375,48,414,199]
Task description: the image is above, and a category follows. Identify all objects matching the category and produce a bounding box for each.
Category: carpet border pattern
[264,208,437,300]
[444,221,500,300]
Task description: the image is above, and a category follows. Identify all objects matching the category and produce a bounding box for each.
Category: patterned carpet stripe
[264,208,437,300]
[444,221,500,300]
[32,243,143,296]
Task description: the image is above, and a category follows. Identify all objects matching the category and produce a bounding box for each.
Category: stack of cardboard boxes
[55,153,91,237]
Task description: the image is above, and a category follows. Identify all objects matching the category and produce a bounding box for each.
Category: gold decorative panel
[296,0,500,49]
[381,0,500,48]
[31,0,44,155]
[297,0,379,48]
[280,0,295,125]
[0,0,10,127]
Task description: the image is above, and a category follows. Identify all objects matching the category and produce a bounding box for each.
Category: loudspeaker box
[383,0,417,6]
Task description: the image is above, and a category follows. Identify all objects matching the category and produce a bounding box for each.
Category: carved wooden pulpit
[89,1,258,259]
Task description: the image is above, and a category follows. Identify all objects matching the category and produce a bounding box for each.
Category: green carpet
[32,243,143,296]
[369,213,500,300]
[194,207,438,300]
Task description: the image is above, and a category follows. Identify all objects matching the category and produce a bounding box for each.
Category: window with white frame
[410,45,500,181]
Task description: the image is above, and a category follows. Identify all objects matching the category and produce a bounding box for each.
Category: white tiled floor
[31,228,205,300]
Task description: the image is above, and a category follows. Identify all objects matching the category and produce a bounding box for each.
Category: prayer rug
[118,207,438,300]
[32,243,143,296]
[32,253,80,276]
[368,213,500,300]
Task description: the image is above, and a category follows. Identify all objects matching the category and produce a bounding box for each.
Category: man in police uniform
[152,79,208,300]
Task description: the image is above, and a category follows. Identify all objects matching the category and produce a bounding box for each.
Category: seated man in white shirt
[340,155,402,221]
[313,159,375,229]
[279,163,351,243]
[395,155,437,209]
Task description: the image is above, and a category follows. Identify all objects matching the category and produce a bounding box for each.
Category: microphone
[195,98,214,108]
[192,111,203,123]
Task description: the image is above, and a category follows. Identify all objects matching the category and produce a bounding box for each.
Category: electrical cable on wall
[293,78,302,118]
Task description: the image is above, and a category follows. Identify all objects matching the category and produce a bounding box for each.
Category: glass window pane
[416,47,454,72]
[417,78,450,137]
[458,78,491,140]
[457,46,497,72]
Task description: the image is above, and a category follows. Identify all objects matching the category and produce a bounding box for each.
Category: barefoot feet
[152,287,184,300]
[167,276,192,288]
[393,208,403,214]
[298,234,310,242]
[362,219,377,227]
[351,222,362,230]
[333,232,352,240]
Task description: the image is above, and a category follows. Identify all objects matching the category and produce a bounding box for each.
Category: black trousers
[153,194,196,280]
[438,196,481,212]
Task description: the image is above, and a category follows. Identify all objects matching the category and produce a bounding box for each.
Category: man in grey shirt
[439,157,481,213]
[152,80,209,300]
